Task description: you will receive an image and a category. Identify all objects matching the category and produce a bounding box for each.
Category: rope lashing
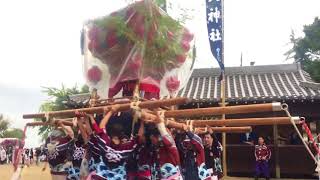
[45,112,51,124]
[186,120,190,131]
[300,117,320,155]
[185,120,194,132]
[52,117,57,126]
[103,106,109,115]
[130,101,141,134]
[72,117,78,127]
[282,103,317,163]
[190,120,194,132]
[130,101,142,119]
[165,118,170,126]
[158,110,166,123]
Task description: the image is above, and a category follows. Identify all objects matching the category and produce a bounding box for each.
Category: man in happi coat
[148,113,183,180]
[177,129,211,180]
[203,130,222,180]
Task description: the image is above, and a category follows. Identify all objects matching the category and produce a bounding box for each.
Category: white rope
[72,117,78,127]
[52,117,56,126]
[44,112,50,123]
[130,101,141,134]
[190,120,194,132]
[130,101,142,118]
[165,118,170,126]
[282,103,317,163]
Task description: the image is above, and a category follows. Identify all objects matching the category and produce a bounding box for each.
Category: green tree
[2,128,24,139]
[286,17,320,82]
[0,114,10,138]
[35,84,90,140]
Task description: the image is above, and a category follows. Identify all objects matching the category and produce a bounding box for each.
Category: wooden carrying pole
[25,120,73,127]
[196,126,252,133]
[163,102,282,118]
[184,117,300,127]
[23,102,283,121]
[23,97,190,119]
[139,111,251,133]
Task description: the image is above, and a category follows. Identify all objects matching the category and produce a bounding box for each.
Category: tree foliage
[2,128,24,139]
[0,114,10,138]
[286,17,320,82]
[0,115,23,139]
[36,84,90,140]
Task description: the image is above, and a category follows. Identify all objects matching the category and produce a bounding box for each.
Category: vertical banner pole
[206,0,226,176]
[221,0,227,177]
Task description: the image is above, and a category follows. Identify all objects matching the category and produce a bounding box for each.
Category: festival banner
[206,0,224,71]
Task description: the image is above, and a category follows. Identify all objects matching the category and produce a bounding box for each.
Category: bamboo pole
[163,102,282,118]
[25,121,73,127]
[221,73,227,177]
[221,0,227,175]
[139,111,251,133]
[183,117,300,127]
[196,126,252,133]
[23,97,190,119]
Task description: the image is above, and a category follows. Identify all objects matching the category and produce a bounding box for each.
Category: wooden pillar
[273,124,281,178]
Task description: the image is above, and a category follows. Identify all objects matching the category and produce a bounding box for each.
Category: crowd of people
[2,119,276,180]
[6,104,283,180]
[0,145,46,166]
[37,109,224,180]
[4,111,277,180]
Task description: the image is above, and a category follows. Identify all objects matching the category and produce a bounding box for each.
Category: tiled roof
[68,64,320,105]
[175,63,320,103]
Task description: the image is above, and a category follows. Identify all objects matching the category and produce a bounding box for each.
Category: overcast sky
[0,0,319,147]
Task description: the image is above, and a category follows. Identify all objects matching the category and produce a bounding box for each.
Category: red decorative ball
[181,41,190,52]
[182,29,194,42]
[87,66,102,83]
[176,54,187,64]
[106,31,118,48]
[166,76,180,93]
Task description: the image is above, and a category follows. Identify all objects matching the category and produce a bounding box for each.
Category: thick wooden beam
[182,117,300,127]
[23,97,190,119]
[164,103,282,118]
[26,120,73,127]
[120,111,297,131]
[196,126,252,133]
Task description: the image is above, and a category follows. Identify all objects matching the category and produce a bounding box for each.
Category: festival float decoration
[18,1,319,178]
[82,0,194,98]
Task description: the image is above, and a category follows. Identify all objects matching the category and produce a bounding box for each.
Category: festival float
[17,0,319,179]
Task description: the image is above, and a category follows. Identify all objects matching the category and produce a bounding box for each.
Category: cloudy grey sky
[0,0,319,147]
